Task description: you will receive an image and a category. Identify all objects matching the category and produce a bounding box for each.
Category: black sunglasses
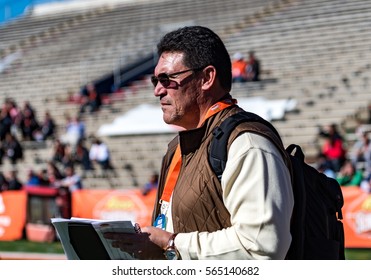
[151,67,204,88]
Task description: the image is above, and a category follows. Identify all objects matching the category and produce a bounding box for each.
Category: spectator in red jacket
[319,123,347,172]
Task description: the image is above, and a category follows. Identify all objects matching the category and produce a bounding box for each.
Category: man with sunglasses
[105,26,293,260]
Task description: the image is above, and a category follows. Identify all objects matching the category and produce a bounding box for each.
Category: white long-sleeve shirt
[89,143,110,162]
[165,132,294,260]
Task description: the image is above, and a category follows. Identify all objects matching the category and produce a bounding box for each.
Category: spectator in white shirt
[89,137,115,174]
[60,115,85,147]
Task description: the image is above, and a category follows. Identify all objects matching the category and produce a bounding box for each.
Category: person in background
[1,133,23,165]
[60,115,85,148]
[46,160,65,186]
[360,174,371,193]
[37,168,51,186]
[51,139,66,165]
[55,165,82,219]
[0,103,12,141]
[4,98,21,127]
[142,172,159,196]
[316,152,336,179]
[0,171,9,191]
[89,137,115,176]
[59,143,75,169]
[6,169,23,190]
[336,159,363,187]
[349,131,371,177]
[104,26,293,260]
[25,169,41,186]
[246,51,260,82]
[18,101,40,141]
[319,123,347,173]
[231,52,248,83]
[79,83,102,116]
[55,165,82,193]
[73,139,94,174]
[34,111,56,141]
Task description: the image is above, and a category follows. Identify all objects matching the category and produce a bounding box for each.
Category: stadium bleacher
[1,0,371,188]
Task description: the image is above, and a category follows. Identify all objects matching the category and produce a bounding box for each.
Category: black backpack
[209,111,345,260]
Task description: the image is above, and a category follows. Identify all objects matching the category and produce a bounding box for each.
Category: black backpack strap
[209,111,286,181]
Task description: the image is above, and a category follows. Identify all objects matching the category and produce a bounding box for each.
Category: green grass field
[0,240,64,254]
[345,248,371,260]
[0,240,370,259]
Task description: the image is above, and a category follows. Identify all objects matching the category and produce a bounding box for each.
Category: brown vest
[152,105,290,233]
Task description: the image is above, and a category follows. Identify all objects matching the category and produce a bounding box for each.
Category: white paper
[51,217,137,260]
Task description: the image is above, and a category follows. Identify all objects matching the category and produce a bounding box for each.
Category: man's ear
[201,66,216,91]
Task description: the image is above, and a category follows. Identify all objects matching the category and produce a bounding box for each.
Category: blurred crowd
[0,97,115,191]
[231,51,260,83]
[316,121,371,193]
[0,96,120,218]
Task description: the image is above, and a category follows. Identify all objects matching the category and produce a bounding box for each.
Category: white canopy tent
[97,97,297,137]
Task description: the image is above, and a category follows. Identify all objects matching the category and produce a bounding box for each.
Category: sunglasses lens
[152,74,171,88]
[151,76,158,87]
[158,76,170,88]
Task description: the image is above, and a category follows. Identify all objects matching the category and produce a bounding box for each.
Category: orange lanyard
[160,99,236,203]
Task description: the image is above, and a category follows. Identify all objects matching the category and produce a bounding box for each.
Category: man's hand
[141,226,173,249]
[104,227,173,260]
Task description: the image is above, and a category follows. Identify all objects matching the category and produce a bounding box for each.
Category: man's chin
[163,116,183,128]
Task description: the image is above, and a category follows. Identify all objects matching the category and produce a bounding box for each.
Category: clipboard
[68,222,111,260]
